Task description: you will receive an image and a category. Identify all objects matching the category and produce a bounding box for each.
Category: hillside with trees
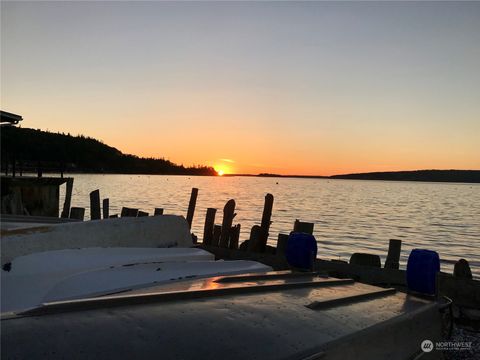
[1,126,217,176]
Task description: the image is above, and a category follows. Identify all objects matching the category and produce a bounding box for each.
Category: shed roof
[0,111,23,126]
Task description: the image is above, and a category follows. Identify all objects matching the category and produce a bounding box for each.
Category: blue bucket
[406,249,440,295]
[286,232,317,269]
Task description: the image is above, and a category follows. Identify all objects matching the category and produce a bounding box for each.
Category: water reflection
[62,175,480,277]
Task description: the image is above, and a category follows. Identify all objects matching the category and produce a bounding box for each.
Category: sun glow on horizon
[214,162,233,176]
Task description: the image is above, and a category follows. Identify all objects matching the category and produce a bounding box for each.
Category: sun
[214,164,231,176]
[215,165,228,176]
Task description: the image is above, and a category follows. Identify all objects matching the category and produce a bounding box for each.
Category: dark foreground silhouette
[1,127,216,176]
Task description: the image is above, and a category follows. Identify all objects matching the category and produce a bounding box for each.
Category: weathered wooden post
[202,208,217,245]
[154,208,164,216]
[121,207,139,217]
[453,259,472,279]
[276,233,289,256]
[260,193,274,233]
[229,224,241,250]
[384,239,402,269]
[90,190,101,220]
[186,188,198,229]
[219,200,236,248]
[247,225,269,253]
[102,198,109,219]
[138,211,149,217]
[293,219,314,235]
[60,178,74,218]
[212,225,222,247]
[69,207,85,221]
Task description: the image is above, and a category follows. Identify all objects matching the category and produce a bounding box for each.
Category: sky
[1,1,479,176]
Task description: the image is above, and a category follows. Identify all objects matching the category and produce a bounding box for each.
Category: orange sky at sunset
[2,2,479,175]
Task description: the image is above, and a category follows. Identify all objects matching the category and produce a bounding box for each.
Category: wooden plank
[307,288,396,310]
[212,225,222,247]
[202,208,217,245]
[384,239,401,269]
[60,178,74,219]
[154,208,164,216]
[69,207,85,221]
[349,253,381,268]
[102,199,110,219]
[186,188,198,229]
[219,200,236,248]
[89,190,101,220]
[293,219,314,235]
[260,193,274,233]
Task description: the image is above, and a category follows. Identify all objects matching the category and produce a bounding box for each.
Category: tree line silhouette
[1,127,217,176]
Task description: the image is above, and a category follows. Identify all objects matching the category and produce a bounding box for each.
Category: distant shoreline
[2,127,479,183]
[24,169,476,184]
[228,170,480,184]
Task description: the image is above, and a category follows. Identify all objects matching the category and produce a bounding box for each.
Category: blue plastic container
[406,249,440,295]
[286,232,318,269]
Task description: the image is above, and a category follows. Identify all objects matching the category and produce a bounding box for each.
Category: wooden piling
[219,200,236,248]
[138,211,149,217]
[154,208,164,216]
[186,188,198,229]
[247,225,269,253]
[60,178,74,218]
[293,219,314,235]
[212,225,222,247]
[276,233,289,256]
[384,239,402,269]
[69,207,85,221]
[121,207,138,217]
[229,224,241,250]
[102,198,109,219]
[202,208,217,245]
[453,259,472,279]
[89,190,101,220]
[260,193,274,233]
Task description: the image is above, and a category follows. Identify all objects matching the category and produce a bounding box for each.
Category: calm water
[61,174,480,277]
